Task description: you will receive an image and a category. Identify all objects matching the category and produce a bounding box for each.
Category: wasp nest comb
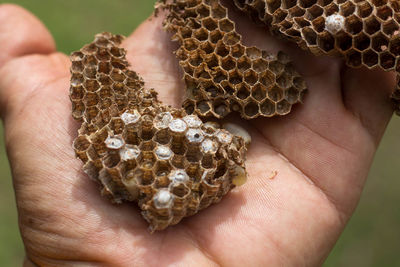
[232,0,400,114]
[70,32,248,232]
[157,0,307,119]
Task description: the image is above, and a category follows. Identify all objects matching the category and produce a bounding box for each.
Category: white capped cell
[121,110,141,125]
[120,145,140,161]
[169,118,187,133]
[183,115,202,128]
[186,128,204,143]
[216,130,233,144]
[153,189,174,209]
[169,169,189,183]
[154,112,173,129]
[105,135,125,149]
[325,14,345,34]
[201,138,219,153]
[155,145,173,160]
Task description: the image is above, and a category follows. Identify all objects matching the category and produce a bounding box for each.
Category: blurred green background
[0,0,399,266]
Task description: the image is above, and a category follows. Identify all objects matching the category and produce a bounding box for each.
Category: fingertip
[0,4,56,68]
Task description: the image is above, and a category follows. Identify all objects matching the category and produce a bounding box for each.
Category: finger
[342,66,396,143]
[0,4,55,68]
[123,14,184,107]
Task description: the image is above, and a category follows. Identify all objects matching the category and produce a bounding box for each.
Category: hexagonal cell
[276,72,292,89]
[336,31,352,52]
[223,32,241,46]
[210,30,223,44]
[202,17,218,31]
[194,65,211,79]
[345,14,363,34]
[83,67,96,79]
[98,62,111,74]
[302,27,318,46]
[357,1,373,18]
[197,101,211,115]
[205,54,219,69]
[171,183,190,198]
[377,6,393,21]
[211,4,227,19]
[317,32,335,53]
[185,145,203,163]
[200,41,215,54]
[362,49,379,67]
[135,168,154,186]
[212,68,228,83]
[299,0,317,8]
[269,60,285,75]
[354,32,371,51]
[237,56,252,72]
[382,20,399,36]
[339,1,355,17]
[183,38,199,51]
[227,69,242,85]
[85,106,99,122]
[221,80,235,95]
[365,16,381,35]
[244,101,259,118]
[259,70,275,87]
[179,26,193,39]
[285,86,300,104]
[70,86,84,101]
[307,5,323,19]
[196,4,210,17]
[189,53,202,67]
[243,69,258,85]
[252,58,268,72]
[98,74,112,86]
[194,27,209,42]
[221,56,237,71]
[311,17,325,32]
[216,42,229,57]
[213,100,230,117]
[252,83,267,101]
[103,152,121,168]
[83,54,98,67]
[346,50,362,67]
[73,135,90,152]
[324,2,339,16]
[71,60,84,73]
[246,47,262,59]
[372,32,389,52]
[268,86,284,102]
[380,52,396,70]
[171,154,185,169]
[231,44,245,58]
[236,84,251,100]
[276,99,292,115]
[204,84,223,97]
[389,36,400,55]
[283,0,297,9]
[154,129,171,145]
[260,99,276,116]
[219,18,234,32]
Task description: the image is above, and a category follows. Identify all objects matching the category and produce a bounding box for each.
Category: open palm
[0,4,396,267]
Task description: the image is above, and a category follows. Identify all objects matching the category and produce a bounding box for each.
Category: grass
[0,0,399,266]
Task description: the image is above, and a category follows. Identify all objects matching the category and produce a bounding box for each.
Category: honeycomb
[157,0,308,119]
[231,0,400,114]
[69,32,248,232]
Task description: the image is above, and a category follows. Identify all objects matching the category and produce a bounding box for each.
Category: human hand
[0,3,395,266]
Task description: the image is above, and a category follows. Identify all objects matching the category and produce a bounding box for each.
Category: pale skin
[0,3,396,267]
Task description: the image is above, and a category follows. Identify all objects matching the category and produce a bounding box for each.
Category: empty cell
[380,52,396,70]
[345,14,363,34]
[252,83,267,101]
[196,4,210,17]
[231,44,245,57]
[194,27,209,41]
[236,84,251,100]
[216,42,230,56]
[276,99,292,115]
[377,6,393,21]
[354,32,371,51]
[336,31,352,52]
[222,56,237,71]
[219,18,235,32]
[268,86,284,102]
[346,50,362,67]
[362,49,379,67]
[210,30,223,43]
[339,1,355,17]
[260,99,276,116]
[237,56,252,72]
[223,32,241,45]
[211,5,227,19]
[246,47,262,59]
[389,37,400,55]
[372,32,389,52]
[244,69,258,85]
[302,27,318,45]
[202,17,218,31]
[365,16,381,35]
[244,101,260,118]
